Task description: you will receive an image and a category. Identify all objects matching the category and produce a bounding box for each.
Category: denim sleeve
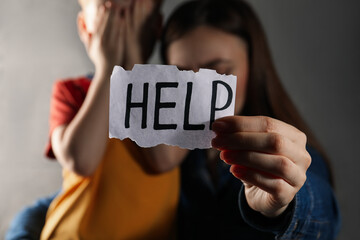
[5,192,59,240]
[239,147,341,240]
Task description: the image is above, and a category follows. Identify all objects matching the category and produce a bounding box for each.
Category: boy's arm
[52,3,125,176]
[52,1,187,176]
[51,71,111,176]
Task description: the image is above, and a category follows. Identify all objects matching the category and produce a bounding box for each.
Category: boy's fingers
[144,0,155,16]
[117,9,126,48]
[134,0,154,30]
[96,5,110,36]
[109,6,123,41]
[100,1,116,38]
[105,0,112,8]
[134,0,143,29]
[125,6,132,33]
[93,5,106,34]
[141,0,155,18]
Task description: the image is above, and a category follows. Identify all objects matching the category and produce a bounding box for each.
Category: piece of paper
[109,64,237,149]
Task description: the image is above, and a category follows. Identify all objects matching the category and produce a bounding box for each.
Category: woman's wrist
[260,204,289,218]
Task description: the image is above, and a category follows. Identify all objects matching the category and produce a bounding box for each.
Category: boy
[7,0,186,239]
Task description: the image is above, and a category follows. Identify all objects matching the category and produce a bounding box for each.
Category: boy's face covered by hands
[78,0,161,71]
[83,0,133,32]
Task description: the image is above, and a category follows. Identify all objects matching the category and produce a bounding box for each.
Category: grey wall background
[0,0,359,239]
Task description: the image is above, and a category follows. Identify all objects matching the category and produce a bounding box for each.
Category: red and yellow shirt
[41,77,179,240]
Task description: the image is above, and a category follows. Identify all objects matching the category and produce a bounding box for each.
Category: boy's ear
[77,12,91,48]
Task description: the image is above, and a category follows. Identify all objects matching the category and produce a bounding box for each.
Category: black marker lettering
[210,80,233,129]
[183,82,205,130]
[125,83,149,129]
[154,82,178,130]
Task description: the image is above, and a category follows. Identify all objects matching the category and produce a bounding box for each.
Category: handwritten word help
[109,64,237,149]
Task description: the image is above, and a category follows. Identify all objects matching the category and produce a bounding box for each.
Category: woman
[161,0,340,239]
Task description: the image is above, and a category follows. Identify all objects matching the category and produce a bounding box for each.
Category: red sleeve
[45,77,91,159]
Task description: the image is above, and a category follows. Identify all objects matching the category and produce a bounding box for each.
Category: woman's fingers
[221,150,306,187]
[212,116,307,146]
[213,116,312,217]
[212,132,311,169]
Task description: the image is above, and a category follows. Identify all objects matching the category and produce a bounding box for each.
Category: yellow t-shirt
[41,138,179,240]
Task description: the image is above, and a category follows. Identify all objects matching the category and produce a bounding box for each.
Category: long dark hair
[161,0,333,184]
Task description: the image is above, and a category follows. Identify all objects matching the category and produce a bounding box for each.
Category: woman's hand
[212,116,311,217]
[86,1,126,74]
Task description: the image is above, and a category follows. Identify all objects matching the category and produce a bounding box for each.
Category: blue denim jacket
[178,147,341,240]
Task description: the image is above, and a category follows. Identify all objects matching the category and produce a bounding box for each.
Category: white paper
[109,64,237,149]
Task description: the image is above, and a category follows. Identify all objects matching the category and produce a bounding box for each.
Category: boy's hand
[87,2,126,75]
[124,0,156,69]
[85,0,157,72]
[212,116,311,218]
